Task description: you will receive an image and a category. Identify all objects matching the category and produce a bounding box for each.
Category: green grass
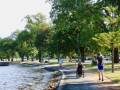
[48,59,58,65]
[104,63,120,83]
[48,59,76,65]
[105,71,120,83]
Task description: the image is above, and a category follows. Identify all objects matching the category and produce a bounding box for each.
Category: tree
[25,13,50,62]
[92,31,120,62]
[95,0,120,64]
[49,0,103,62]
[16,30,32,61]
[0,38,16,61]
[35,29,49,62]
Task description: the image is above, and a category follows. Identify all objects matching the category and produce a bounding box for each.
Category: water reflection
[0,64,51,90]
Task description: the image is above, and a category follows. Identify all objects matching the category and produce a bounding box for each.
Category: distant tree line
[0,0,120,63]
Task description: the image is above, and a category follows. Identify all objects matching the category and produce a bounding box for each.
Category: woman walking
[96,53,104,81]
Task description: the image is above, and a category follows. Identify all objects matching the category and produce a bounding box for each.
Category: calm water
[0,64,51,90]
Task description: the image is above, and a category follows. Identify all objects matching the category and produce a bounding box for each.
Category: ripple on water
[0,64,51,90]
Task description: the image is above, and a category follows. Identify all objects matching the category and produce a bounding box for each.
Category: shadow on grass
[113,79,120,83]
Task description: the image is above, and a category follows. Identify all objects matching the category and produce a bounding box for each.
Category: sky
[0,0,51,38]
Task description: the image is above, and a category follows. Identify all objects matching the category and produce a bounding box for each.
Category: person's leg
[98,71,101,80]
[82,70,84,78]
[101,71,104,81]
[98,65,101,80]
[100,65,104,81]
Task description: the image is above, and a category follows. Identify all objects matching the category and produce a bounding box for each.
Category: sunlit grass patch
[104,63,120,71]
[105,71,120,83]
[104,63,120,83]
[48,59,58,65]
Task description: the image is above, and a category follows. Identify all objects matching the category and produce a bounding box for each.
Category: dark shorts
[98,64,104,71]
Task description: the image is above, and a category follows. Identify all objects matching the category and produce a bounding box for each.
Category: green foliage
[0,37,17,61]
[25,13,50,62]
[1,0,120,62]
[91,30,120,53]
[49,0,103,60]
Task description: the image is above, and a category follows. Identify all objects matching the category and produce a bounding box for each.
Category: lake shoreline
[43,65,63,90]
[44,71,62,90]
[0,62,55,90]
[8,61,62,90]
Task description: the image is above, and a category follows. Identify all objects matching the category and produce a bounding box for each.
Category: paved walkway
[57,68,120,90]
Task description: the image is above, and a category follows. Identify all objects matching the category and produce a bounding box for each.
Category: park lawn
[48,59,58,65]
[48,58,76,66]
[104,63,120,83]
[105,71,120,83]
[48,58,70,65]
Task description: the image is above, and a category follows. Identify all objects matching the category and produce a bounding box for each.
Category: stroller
[76,62,84,78]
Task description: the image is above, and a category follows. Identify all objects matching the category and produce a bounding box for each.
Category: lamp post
[111,42,114,73]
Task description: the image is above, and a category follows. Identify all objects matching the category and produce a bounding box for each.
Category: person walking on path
[96,53,104,81]
[76,61,84,78]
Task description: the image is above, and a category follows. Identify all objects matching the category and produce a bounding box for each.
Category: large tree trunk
[11,55,14,62]
[31,57,34,61]
[38,50,42,62]
[27,55,29,60]
[0,58,2,61]
[21,56,24,62]
[8,57,10,61]
[11,57,13,62]
[57,53,60,63]
[31,55,34,61]
[21,55,24,62]
[19,53,24,62]
[77,33,80,62]
[56,43,60,62]
[114,48,119,63]
[1,58,4,61]
[80,47,85,62]
[77,48,80,62]
[68,55,72,62]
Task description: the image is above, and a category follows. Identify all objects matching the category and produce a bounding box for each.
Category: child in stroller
[76,61,84,78]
